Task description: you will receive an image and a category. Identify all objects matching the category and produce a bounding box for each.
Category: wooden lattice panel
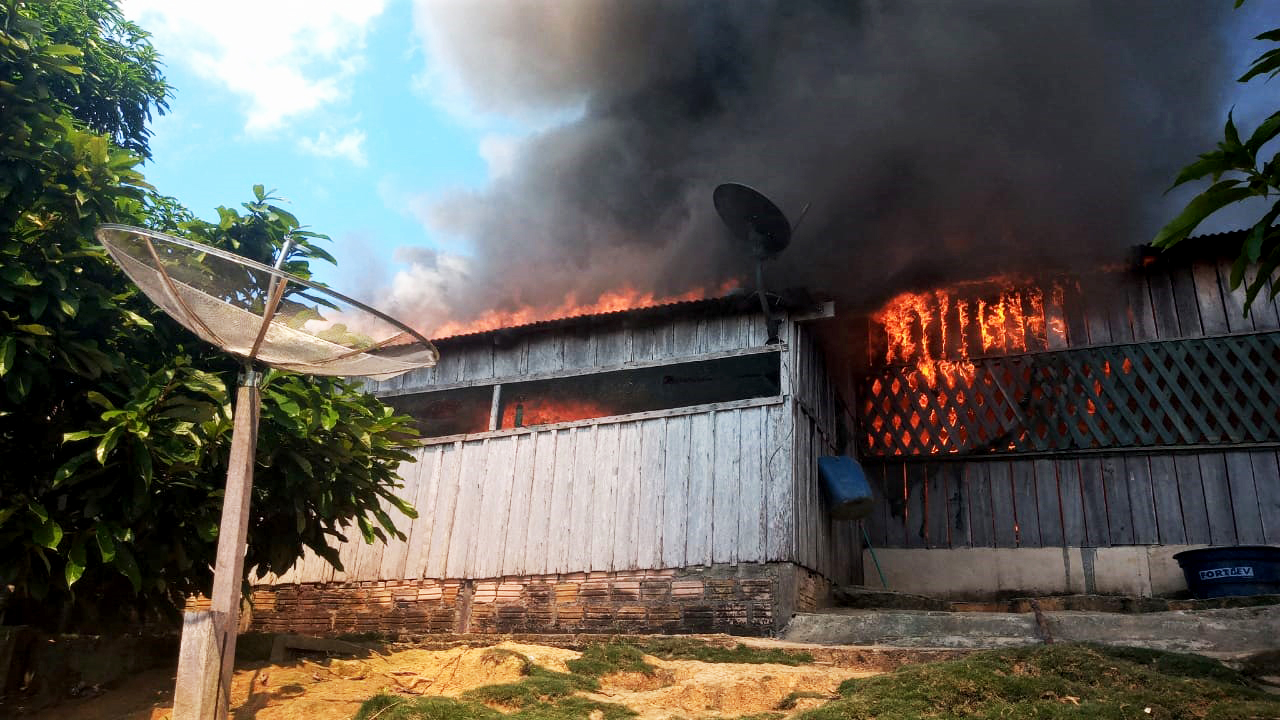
[857,331,1280,457]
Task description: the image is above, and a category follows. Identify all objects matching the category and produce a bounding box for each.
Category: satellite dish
[97,225,437,379]
[95,224,438,719]
[713,184,807,343]
[714,182,792,259]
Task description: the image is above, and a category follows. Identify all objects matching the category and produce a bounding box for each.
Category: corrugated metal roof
[427,292,775,344]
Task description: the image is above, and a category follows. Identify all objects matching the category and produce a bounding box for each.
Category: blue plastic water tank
[817,456,875,520]
[1173,546,1280,598]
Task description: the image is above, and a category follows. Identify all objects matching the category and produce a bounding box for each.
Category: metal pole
[173,367,261,720]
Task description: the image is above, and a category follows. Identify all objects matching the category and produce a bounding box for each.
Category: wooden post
[173,374,260,720]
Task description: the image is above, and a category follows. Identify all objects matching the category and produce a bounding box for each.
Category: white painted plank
[712,409,742,564]
[493,340,528,378]
[424,442,463,578]
[434,350,466,385]
[330,522,362,583]
[594,327,632,366]
[376,457,420,580]
[672,318,700,357]
[591,423,622,570]
[461,344,495,381]
[352,513,386,581]
[661,415,691,568]
[525,335,564,373]
[501,432,538,575]
[737,406,766,563]
[764,402,795,562]
[446,439,489,577]
[637,418,667,569]
[472,435,517,578]
[612,421,643,571]
[547,428,578,573]
[686,412,715,566]
[567,426,599,572]
[563,333,596,369]
[524,430,560,574]
[401,445,444,579]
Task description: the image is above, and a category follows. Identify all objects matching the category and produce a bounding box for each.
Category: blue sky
[124,0,512,299]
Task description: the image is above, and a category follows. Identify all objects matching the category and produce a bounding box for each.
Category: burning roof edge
[1134,227,1254,267]
[418,290,820,346]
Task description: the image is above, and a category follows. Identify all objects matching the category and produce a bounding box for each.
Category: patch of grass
[354,691,635,720]
[353,694,501,720]
[803,643,1280,720]
[464,649,601,709]
[565,641,656,676]
[775,691,833,710]
[635,638,813,666]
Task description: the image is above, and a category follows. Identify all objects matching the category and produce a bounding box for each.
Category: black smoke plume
[398,0,1230,332]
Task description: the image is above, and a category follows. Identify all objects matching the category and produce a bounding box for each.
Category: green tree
[0,0,418,628]
[1153,5,1280,313]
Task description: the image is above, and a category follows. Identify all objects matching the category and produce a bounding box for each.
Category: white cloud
[477,134,519,179]
[298,129,368,166]
[123,0,386,133]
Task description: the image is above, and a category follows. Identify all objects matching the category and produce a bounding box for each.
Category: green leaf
[1168,151,1237,189]
[52,452,93,487]
[15,323,52,336]
[1152,181,1256,248]
[2,267,41,286]
[57,295,79,318]
[196,519,218,542]
[65,538,87,587]
[86,390,115,410]
[113,545,142,593]
[121,310,153,329]
[0,336,15,377]
[1245,111,1280,155]
[1240,47,1280,82]
[95,425,124,464]
[33,518,63,549]
[62,430,97,443]
[28,502,49,522]
[95,529,116,563]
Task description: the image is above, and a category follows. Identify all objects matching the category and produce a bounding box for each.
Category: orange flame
[500,398,611,428]
[869,278,1071,453]
[429,280,740,338]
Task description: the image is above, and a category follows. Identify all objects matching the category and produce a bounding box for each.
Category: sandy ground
[26,642,878,720]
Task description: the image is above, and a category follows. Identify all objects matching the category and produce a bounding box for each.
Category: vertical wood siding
[382,312,765,395]
[285,403,803,583]
[862,450,1280,549]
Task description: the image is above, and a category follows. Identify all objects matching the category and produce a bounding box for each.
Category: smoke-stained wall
[393,1,1231,334]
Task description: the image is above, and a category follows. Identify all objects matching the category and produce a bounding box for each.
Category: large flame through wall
[865,278,1074,455]
[429,281,741,339]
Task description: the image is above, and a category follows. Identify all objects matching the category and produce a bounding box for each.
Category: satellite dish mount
[713,183,807,344]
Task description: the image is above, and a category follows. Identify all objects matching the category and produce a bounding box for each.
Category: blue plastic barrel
[817,456,875,520]
[1173,546,1280,598]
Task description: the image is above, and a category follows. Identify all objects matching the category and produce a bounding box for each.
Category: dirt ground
[27,641,879,720]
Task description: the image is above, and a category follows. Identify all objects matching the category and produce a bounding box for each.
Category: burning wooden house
[851,231,1280,598]
[244,230,1280,637]
[248,294,861,636]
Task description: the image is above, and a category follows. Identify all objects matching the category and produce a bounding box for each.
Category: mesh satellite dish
[95,224,438,720]
[713,184,807,343]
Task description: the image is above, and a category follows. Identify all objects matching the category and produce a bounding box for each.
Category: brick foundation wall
[243,562,827,637]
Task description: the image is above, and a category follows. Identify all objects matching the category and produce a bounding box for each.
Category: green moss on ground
[632,638,814,665]
[807,643,1279,720]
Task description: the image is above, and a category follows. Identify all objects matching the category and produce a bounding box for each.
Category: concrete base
[863,545,1210,599]
[783,604,1280,655]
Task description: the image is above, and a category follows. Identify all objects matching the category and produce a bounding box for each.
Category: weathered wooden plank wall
[788,321,862,585]
[280,402,814,583]
[374,311,770,396]
[862,449,1280,549]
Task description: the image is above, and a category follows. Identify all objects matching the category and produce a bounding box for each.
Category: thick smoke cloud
[399,0,1228,331]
